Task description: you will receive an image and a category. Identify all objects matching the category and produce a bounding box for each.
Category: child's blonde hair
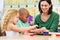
[1,9,18,31]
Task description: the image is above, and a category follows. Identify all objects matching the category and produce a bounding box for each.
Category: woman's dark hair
[38,0,52,14]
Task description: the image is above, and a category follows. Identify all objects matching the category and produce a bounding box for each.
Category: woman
[30,0,59,33]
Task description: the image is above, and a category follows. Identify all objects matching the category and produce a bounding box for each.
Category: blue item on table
[43,32,49,35]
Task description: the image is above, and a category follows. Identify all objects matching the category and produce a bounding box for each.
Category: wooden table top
[0,33,60,40]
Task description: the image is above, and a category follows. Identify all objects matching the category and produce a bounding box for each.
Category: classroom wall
[4,0,60,16]
[0,0,60,22]
[3,0,60,23]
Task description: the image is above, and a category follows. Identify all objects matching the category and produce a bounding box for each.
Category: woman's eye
[45,5,47,7]
[41,5,47,7]
[41,5,44,7]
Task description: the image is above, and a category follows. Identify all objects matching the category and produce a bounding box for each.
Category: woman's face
[40,1,51,13]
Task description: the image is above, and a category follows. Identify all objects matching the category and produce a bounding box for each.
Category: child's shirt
[16,19,30,28]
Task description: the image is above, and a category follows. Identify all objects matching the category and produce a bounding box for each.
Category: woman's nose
[42,6,46,9]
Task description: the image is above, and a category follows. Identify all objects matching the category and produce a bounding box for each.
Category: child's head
[19,8,29,22]
[2,9,19,30]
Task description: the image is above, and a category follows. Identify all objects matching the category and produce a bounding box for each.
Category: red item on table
[56,34,60,36]
[29,33,35,36]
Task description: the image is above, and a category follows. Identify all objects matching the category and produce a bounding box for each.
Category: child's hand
[29,25,38,30]
[23,31,28,35]
[21,28,29,34]
[30,21,34,26]
[29,29,41,34]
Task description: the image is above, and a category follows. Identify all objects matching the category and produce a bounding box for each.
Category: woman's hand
[40,27,49,32]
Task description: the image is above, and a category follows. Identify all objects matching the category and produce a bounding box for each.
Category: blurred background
[0,0,60,30]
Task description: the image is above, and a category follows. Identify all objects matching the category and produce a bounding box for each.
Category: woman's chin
[43,11,48,13]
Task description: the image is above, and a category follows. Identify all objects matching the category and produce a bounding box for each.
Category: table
[0,33,60,40]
